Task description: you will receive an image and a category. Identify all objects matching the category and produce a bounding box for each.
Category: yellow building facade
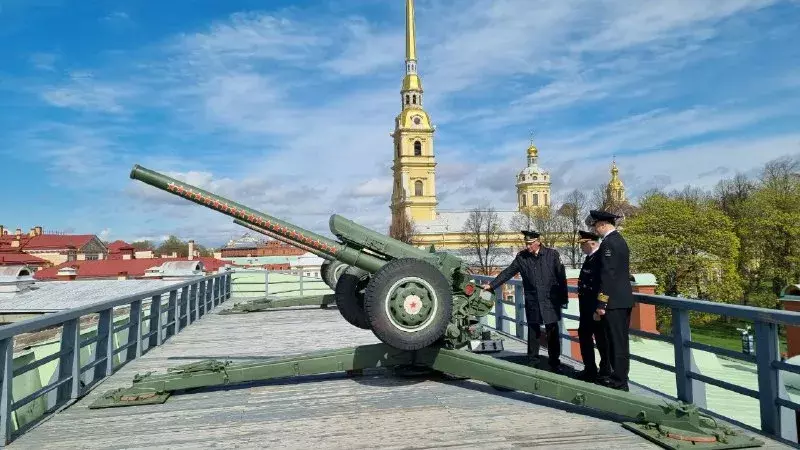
[389,0,438,224]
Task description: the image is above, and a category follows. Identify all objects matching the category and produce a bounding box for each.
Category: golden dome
[527,143,538,157]
[402,74,422,92]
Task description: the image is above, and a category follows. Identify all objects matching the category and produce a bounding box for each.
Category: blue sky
[1,0,799,248]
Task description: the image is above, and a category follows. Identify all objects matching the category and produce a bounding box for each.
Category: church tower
[516,137,551,211]
[606,158,626,204]
[390,0,438,224]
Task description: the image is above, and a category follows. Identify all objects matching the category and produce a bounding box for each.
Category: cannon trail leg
[219,294,336,314]
[415,347,763,450]
[89,343,412,409]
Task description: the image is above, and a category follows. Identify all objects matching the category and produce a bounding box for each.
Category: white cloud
[9,0,800,247]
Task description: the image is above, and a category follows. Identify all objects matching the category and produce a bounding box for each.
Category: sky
[1,0,799,248]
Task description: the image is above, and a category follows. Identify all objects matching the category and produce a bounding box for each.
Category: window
[533,194,539,206]
[405,95,410,105]
[412,94,417,104]
[521,195,526,207]
[414,180,423,196]
[414,141,422,156]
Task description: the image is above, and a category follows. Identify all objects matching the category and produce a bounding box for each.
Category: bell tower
[390,0,438,224]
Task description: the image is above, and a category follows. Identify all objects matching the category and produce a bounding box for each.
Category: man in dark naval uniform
[481,230,568,372]
[585,210,634,391]
[575,230,611,383]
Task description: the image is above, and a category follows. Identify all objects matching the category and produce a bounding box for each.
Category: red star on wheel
[410,301,418,310]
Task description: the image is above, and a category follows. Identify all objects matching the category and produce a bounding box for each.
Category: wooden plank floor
[9,300,788,449]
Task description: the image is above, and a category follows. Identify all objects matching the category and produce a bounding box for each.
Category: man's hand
[594,308,605,318]
[481,283,491,291]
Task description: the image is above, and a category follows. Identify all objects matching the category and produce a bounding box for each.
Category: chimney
[117,271,129,280]
[188,240,195,260]
[15,228,21,238]
[28,228,36,237]
[0,225,4,236]
[34,226,42,236]
[56,266,78,281]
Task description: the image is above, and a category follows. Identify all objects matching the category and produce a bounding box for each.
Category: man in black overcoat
[575,230,611,382]
[481,230,569,372]
[585,210,634,391]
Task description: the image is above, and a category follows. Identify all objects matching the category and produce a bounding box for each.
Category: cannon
[128,164,495,351]
[90,164,765,450]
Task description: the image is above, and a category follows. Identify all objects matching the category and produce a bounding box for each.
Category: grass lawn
[689,323,788,356]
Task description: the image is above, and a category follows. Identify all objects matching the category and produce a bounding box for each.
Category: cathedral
[389,0,626,256]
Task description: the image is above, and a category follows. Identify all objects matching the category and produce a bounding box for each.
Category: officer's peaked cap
[520,230,540,242]
[578,230,600,242]
[585,209,620,226]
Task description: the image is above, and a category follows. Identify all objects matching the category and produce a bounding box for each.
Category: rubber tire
[334,266,371,330]
[324,261,348,290]
[320,260,332,287]
[363,258,452,351]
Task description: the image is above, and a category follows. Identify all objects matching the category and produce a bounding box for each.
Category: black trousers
[578,313,610,375]
[603,307,632,384]
[528,322,561,367]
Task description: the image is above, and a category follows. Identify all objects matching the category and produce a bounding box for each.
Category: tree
[157,235,188,257]
[130,240,155,251]
[462,206,505,275]
[557,189,588,268]
[623,192,742,326]
[509,205,566,248]
[389,206,417,244]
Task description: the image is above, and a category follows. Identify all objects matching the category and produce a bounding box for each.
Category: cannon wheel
[320,260,332,287]
[334,266,371,330]
[363,258,452,351]
[324,261,348,290]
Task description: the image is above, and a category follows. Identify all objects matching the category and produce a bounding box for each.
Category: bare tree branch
[389,206,417,244]
[462,206,505,275]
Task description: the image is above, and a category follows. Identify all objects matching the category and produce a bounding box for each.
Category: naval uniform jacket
[595,230,634,310]
[488,247,568,325]
[578,249,601,316]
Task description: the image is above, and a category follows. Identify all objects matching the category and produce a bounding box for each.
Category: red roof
[107,240,134,252]
[34,257,232,280]
[0,234,98,251]
[0,252,50,266]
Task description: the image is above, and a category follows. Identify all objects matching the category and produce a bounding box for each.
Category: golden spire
[606,156,626,202]
[401,0,422,93]
[526,131,538,157]
[406,0,416,62]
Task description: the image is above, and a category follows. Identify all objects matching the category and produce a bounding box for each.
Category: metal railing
[228,269,330,298]
[473,274,800,444]
[0,272,232,445]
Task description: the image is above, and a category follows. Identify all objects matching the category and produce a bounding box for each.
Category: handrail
[0,271,233,445]
[473,274,800,445]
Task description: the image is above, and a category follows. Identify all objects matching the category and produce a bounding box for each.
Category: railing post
[198,281,206,317]
[179,286,188,330]
[0,338,14,445]
[299,270,304,296]
[515,284,526,340]
[166,290,177,338]
[494,285,504,333]
[149,295,162,348]
[226,273,232,300]
[57,318,80,403]
[190,283,198,323]
[671,308,706,407]
[126,301,142,362]
[755,320,781,436]
[94,308,114,381]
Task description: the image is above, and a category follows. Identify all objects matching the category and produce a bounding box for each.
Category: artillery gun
[129,164,495,351]
[88,164,766,450]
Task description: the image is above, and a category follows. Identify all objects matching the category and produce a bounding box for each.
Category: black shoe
[549,364,564,374]
[575,370,597,382]
[599,376,629,392]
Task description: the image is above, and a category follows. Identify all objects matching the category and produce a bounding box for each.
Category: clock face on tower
[413,116,421,125]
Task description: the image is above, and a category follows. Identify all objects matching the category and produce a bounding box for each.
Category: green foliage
[624,155,800,322]
[624,192,742,305]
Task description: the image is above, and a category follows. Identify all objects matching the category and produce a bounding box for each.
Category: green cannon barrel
[329,214,435,261]
[233,219,333,261]
[129,164,385,273]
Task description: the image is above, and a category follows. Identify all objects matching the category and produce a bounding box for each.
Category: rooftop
[0,278,186,313]
[7,303,756,450]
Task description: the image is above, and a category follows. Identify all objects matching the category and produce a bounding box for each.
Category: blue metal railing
[473,274,800,444]
[0,272,232,445]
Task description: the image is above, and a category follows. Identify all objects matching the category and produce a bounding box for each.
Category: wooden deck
[9,300,789,449]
